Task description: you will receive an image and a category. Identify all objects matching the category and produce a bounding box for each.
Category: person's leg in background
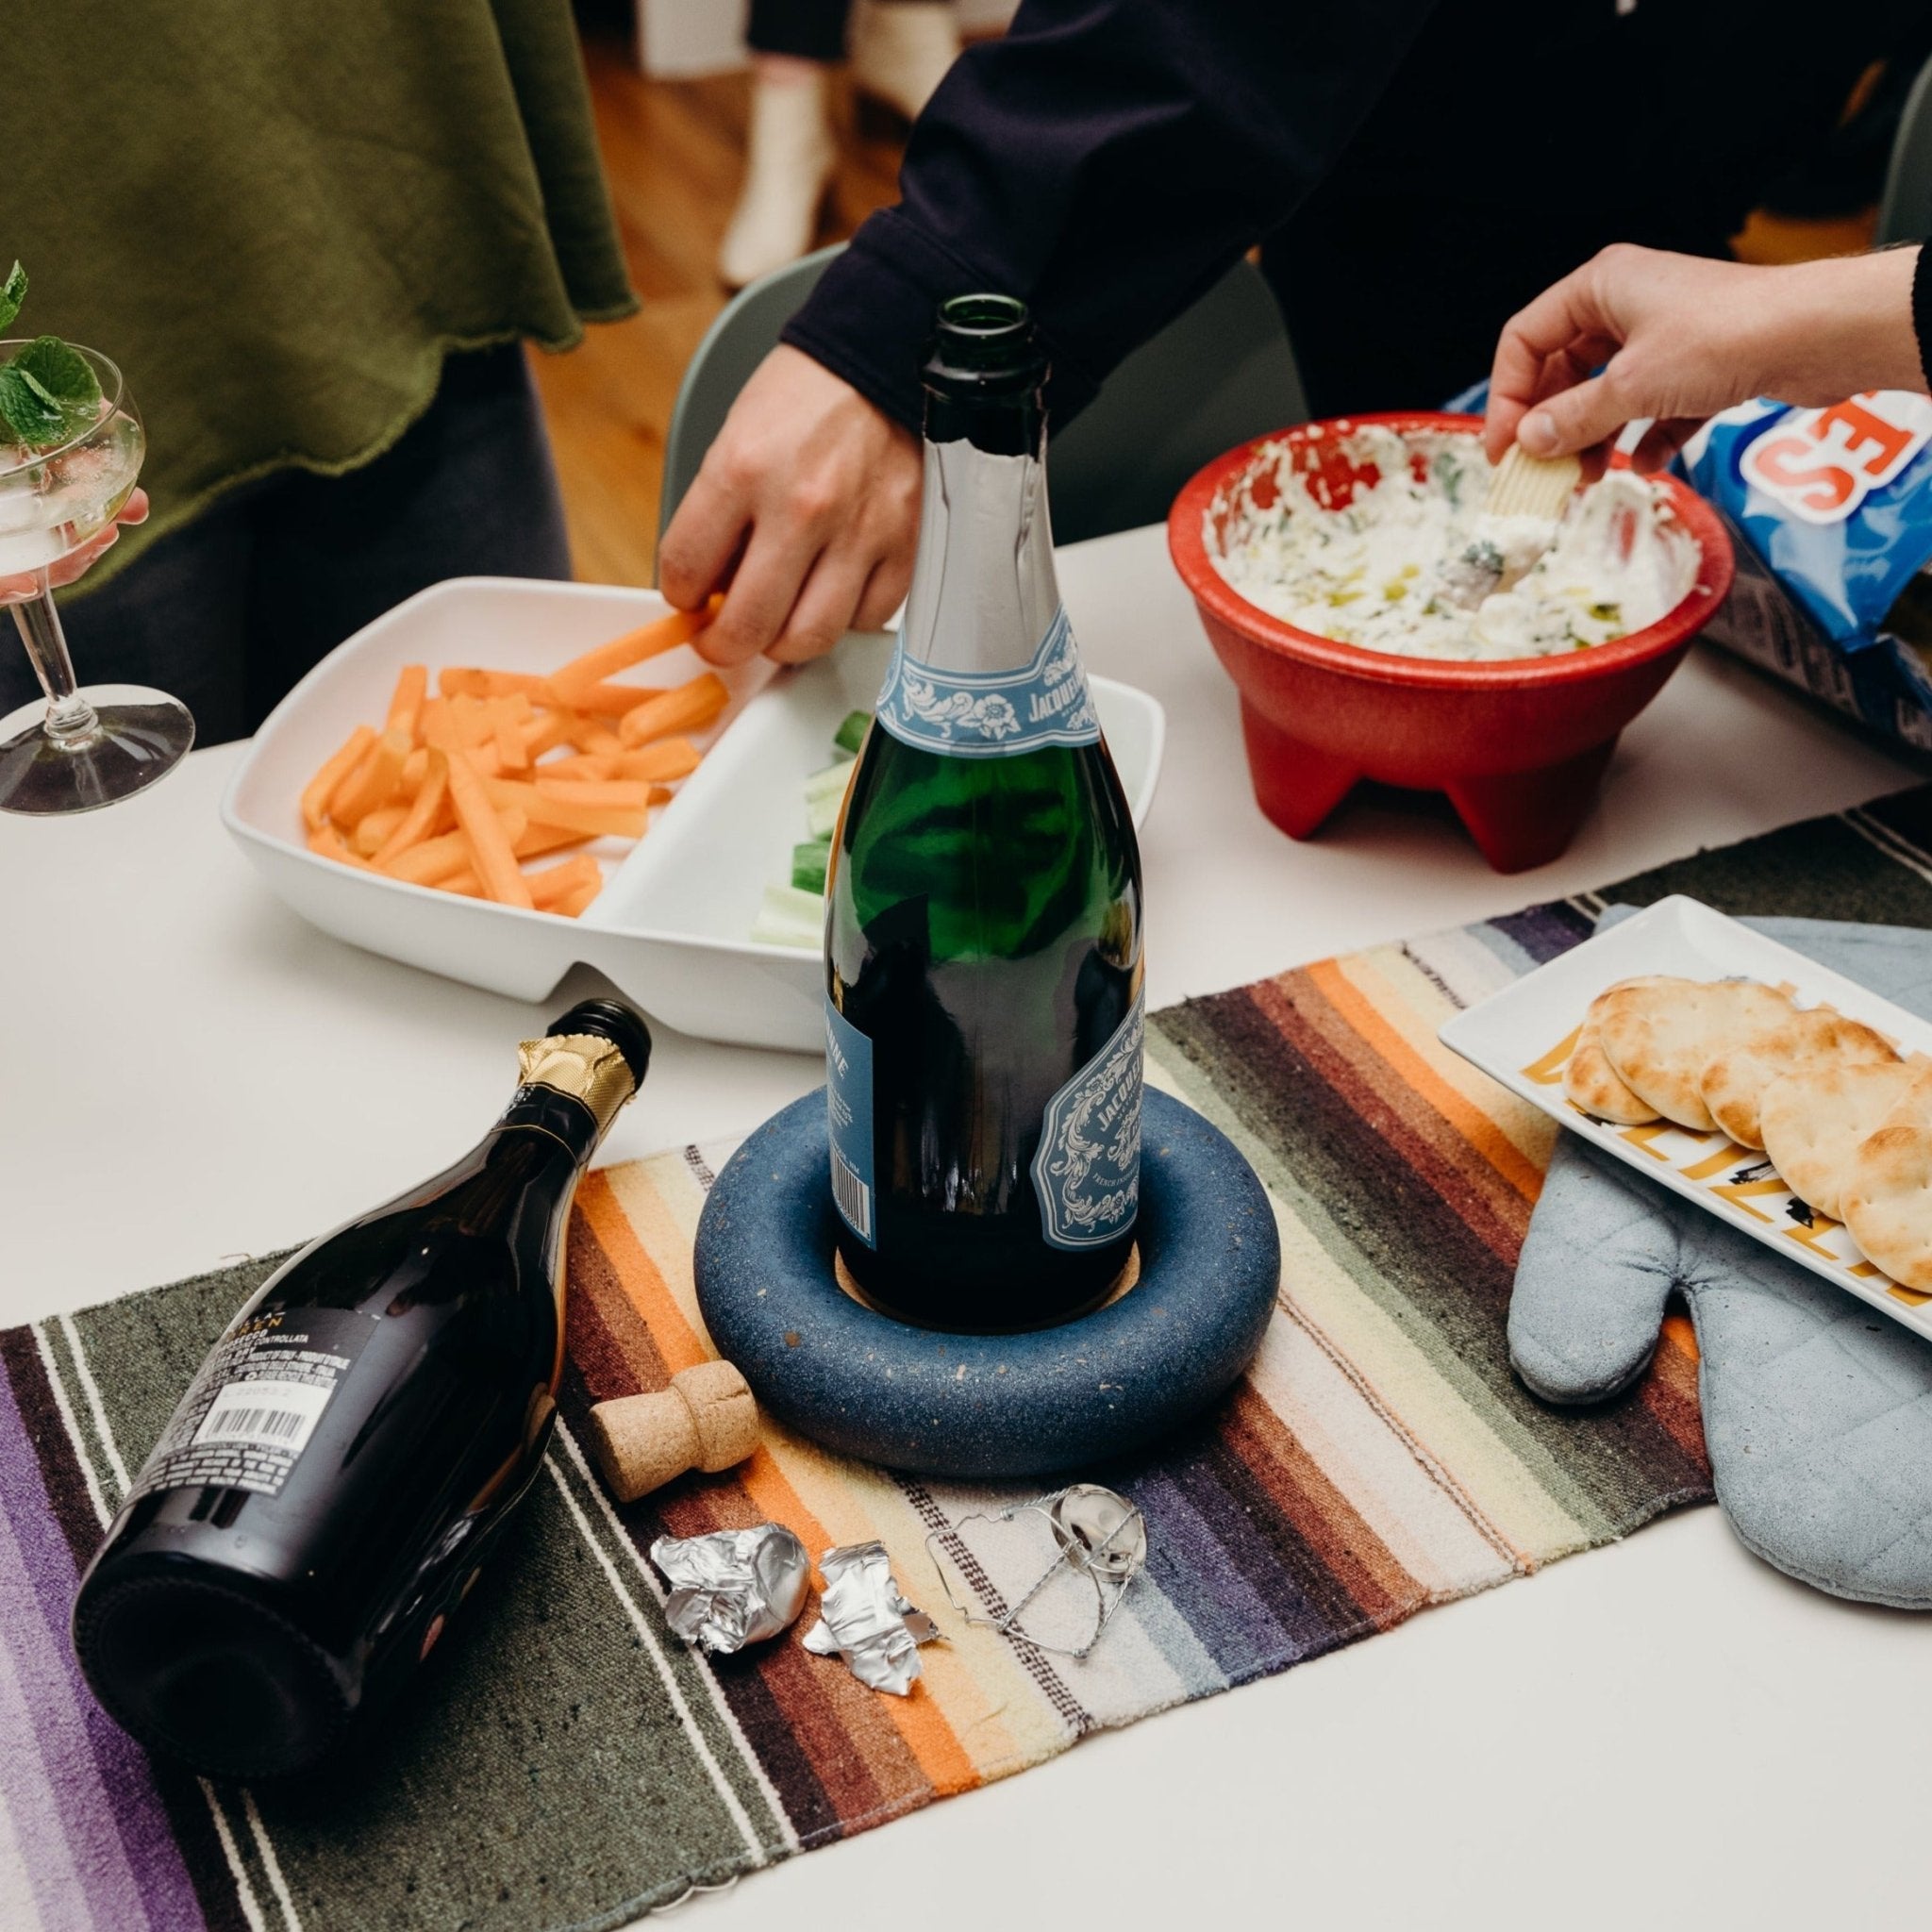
[719,0,961,291]
[243,342,570,730]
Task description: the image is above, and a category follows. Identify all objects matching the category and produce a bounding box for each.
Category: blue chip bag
[1680,392,1932,747]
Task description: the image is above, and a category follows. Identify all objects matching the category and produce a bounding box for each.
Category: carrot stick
[438,667,658,720]
[423,701,503,776]
[385,664,428,738]
[558,679,688,720]
[371,752,450,868]
[513,824,594,859]
[420,696,452,749]
[523,708,575,759]
[560,712,624,757]
[400,745,430,793]
[614,737,702,784]
[552,880,603,919]
[536,753,620,782]
[302,725,376,832]
[427,870,486,898]
[527,855,603,909]
[381,829,470,885]
[352,803,410,857]
[449,694,497,748]
[542,597,722,706]
[446,750,534,908]
[436,668,490,699]
[308,824,369,868]
[617,673,729,748]
[382,808,529,886]
[483,776,647,840]
[532,777,658,810]
[330,727,411,825]
[490,698,529,772]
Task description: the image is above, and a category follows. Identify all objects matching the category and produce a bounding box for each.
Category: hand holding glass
[0,344,192,814]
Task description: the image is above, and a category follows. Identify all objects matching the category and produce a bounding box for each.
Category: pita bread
[1698,1008,1899,1150]
[1595,977,1795,1132]
[1564,1014,1660,1124]
[1759,1058,1921,1224]
[1842,1122,1932,1290]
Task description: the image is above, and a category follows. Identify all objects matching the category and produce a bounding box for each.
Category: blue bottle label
[874,605,1101,758]
[1031,991,1143,1251]
[824,997,877,1248]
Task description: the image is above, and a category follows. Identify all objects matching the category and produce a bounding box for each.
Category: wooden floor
[534,22,1880,592]
[527,27,908,590]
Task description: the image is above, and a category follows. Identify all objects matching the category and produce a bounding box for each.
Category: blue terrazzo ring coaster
[694,1089,1280,1477]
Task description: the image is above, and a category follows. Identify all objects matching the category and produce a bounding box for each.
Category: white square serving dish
[222,577,1166,1053]
[1437,893,1932,1346]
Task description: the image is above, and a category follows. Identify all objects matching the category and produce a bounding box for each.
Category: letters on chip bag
[1681,391,1932,748]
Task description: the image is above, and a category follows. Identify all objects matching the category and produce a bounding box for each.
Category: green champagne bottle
[824,294,1144,1332]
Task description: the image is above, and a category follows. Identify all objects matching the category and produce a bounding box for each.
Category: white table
[6,525,1927,1931]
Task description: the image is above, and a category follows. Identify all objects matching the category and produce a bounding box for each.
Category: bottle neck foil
[900,436,1062,680]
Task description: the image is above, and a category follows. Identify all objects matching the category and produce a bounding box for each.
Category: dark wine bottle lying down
[71,998,652,1781]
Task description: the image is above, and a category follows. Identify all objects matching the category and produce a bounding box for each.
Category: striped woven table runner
[10,784,1932,1932]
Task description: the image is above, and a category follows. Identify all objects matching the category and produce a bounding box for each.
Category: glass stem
[11,570,99,748]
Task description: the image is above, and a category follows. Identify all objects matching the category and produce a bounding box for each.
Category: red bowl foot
[1239,701,1360,838]
[1441,737,1618,874]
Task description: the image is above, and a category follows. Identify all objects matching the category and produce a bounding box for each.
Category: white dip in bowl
[1208,425,1699,662]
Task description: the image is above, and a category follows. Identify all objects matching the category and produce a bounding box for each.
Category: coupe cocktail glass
[0,343,192,814]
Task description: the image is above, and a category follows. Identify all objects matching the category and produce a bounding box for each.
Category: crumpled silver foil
[801,1540,941,1695]
[649,1524,811,1655]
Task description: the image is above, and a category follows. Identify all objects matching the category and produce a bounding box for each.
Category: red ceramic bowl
[1167,411,1734,874]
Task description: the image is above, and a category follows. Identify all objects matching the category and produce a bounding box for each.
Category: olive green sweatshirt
[12,0,636,582]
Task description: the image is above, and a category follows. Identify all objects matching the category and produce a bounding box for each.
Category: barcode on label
[208,1406,305,1441]
[192,1377,332,1457]
[831,1150,873,1241]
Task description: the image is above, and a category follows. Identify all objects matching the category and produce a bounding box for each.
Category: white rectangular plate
[222,577,1165,1053]
[1437,893,1932,1345]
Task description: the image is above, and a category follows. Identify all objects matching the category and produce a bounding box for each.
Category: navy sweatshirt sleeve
[780,0,1441,436]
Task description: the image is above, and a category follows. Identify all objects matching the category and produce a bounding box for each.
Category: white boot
[850,1,961,122]
[717,69,836,291]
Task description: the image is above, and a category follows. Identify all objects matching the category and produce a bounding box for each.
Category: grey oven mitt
[1511,910,1932,1608]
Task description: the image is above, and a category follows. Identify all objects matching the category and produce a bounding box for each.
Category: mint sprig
[0,265,103,449]
[0,364,66,446]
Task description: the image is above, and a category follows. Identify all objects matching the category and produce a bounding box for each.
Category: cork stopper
[589,1360,759,1504]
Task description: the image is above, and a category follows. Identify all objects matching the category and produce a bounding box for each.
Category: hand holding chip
[1483,242,1926,475]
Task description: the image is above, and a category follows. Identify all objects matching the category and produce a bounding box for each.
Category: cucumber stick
[791,838,832,893]
[804,758,854,840]
[752,717,872,941]
[749,882,824,949]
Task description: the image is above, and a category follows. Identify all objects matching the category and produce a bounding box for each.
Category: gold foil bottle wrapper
[517,1033,638,1134]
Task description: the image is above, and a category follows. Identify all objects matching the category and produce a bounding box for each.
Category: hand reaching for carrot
[299,599,726,917]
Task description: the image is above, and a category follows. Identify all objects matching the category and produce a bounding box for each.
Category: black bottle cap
[922,293,1048,403]
[546,997,653,1086]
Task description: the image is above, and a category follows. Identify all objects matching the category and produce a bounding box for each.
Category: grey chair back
[1878,50,1932,246]
[657,249,1305,563]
